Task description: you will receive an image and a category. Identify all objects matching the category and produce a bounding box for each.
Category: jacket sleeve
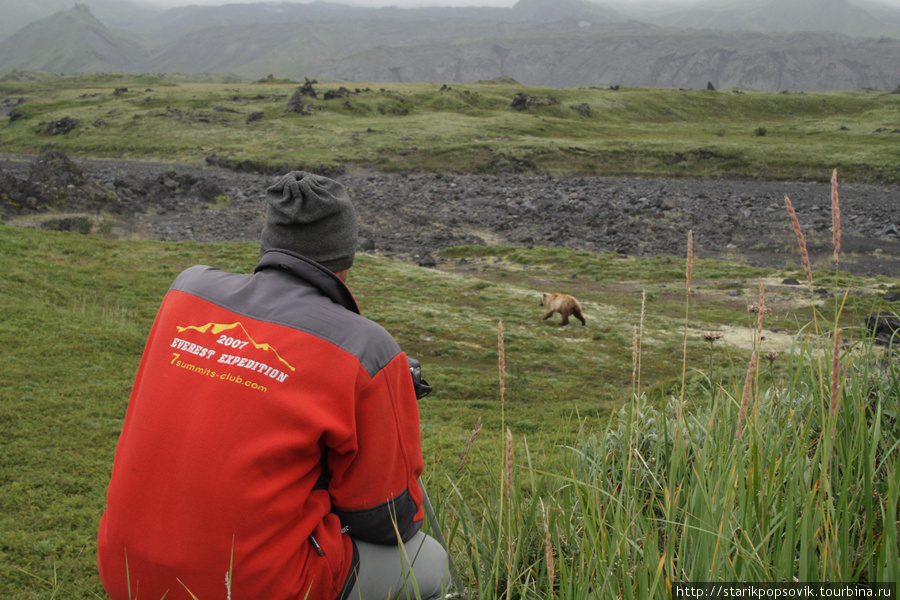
[328,352,424,544]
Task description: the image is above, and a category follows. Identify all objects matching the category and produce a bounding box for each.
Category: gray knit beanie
[260,171,357,272]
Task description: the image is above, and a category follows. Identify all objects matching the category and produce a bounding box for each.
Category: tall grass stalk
[831,168,841,268]
[679,231,694,421]
[445,177,900,598]
[737,281,766,439]
[635,288,647,395]
[784,193,829,418]
[785,195,813,293]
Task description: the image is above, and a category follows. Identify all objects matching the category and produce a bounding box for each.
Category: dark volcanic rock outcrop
[0,149,115,219]
[3,152,900,278]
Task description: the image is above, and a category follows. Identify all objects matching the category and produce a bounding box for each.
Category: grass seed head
[701,331,724,342]
[456,416,483,475]
[784,195,813,290]
[632,324,639,387]
[686,230,694,295]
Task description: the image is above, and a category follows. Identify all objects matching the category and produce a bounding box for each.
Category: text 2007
[217,335,249,349]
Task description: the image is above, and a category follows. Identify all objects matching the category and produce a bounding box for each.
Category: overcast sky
[144,0,900,9]
[144,0,517,6]
[144,0,708,8]
[145,0,512,5]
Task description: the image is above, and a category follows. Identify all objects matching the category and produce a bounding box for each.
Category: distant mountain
[856,0,900,20]
[133,1,377,45]
[119,0,900,43]
[0,5,147,73]
[1,0,899,91]
[636,0,900,37]
[134,2,516,46]
[4,0,900,43]
[312,25,900,91]
[135,12,532,77]
[0,0,161,40]
[510,0,623,23]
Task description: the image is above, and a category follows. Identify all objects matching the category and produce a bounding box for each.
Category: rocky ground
[3,151,900,278]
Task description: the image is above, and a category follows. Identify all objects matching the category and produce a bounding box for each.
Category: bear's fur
[540,292,586,326]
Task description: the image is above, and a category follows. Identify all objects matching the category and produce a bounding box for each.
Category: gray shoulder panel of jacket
[170,265,402,378]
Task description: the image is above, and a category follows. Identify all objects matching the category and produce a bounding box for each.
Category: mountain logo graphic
[176,321,295,372]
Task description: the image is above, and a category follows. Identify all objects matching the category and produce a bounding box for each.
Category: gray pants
[344,531,450,600]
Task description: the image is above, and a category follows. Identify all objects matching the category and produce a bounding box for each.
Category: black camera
[407,357,433,400]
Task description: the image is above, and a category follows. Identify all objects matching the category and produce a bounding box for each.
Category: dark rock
[286,88,314,114]
[0,149,115,218]
[4,152,900,278]
[324,87,352,100]
[864,311,900,345]
[194,179,224,203]
[417,253,437,268]
[570,103,590,118]
[298,78,318,99]
[41,117,78,135]
[659,197,677,211]
[0,97,25,116]
[510,92,559,111]
[41,216,92,234]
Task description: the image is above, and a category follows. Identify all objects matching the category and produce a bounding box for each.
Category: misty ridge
[1,0,900,91]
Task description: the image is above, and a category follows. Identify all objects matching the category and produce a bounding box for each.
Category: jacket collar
[255,249,360,315]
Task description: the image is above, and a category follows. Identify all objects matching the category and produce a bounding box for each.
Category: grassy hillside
[2,215,898,596]
[2,74,899,183]
[2,73,900,597]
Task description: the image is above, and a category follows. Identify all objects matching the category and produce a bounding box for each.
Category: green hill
[1,75,899,183]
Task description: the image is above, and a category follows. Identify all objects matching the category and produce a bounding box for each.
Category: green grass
[446,349,900,598]
[2,74,900,182]
[3,72,900,598]
[2,208,898,597]
[445,284,900,599]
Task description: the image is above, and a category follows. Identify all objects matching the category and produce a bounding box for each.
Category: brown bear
[540,292,586,326]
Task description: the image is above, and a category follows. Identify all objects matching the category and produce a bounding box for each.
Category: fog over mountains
[1,0,900,91]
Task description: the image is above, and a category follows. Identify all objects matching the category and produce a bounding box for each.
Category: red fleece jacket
[98,251,424,600]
